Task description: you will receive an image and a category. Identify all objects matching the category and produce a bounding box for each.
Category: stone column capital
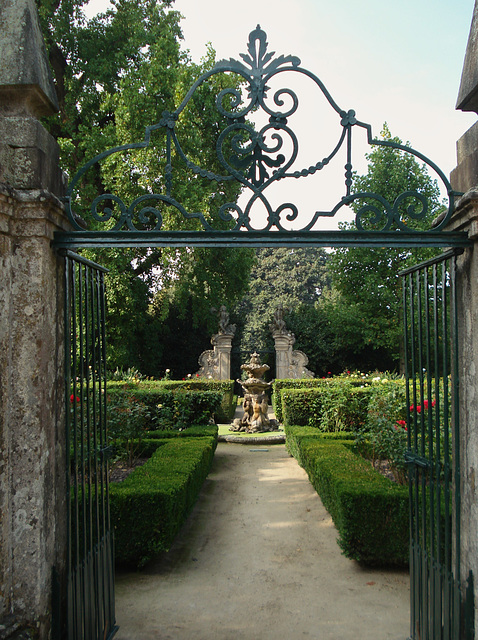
[446,188,478,240]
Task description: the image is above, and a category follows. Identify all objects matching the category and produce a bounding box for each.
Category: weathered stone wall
[0,0,71,635]
[0,184,70,637]
[446,195,478,610]
[451,2,478,619]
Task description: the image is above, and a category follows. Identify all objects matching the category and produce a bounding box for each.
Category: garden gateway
[2,2,478,638]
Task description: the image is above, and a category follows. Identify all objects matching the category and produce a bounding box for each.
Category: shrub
[281,385,372,431]
[355,380,408,483]
[107,380,232,425]
[272,379,331,421]
[284,423,409,566]
[109,435,217,568]
[107,384,222,431]
[107,388,152,465]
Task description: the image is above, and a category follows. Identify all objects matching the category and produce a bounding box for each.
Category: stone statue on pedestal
[196,306,235,379]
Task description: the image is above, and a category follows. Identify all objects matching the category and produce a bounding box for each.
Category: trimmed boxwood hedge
[107,380,235,424]
[284,423,409,567]
[106,386,222,430]
[109,435,217,568]
[272,378,331,421]
[280,385,372,431]
[135,425,219,457]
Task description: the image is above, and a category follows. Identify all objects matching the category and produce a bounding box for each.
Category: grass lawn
[217,424,284,438]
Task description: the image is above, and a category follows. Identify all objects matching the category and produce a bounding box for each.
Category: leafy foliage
[38,0,254,371]
[233,247,329,371]
[110,435,217,568]
[328,125,444,366]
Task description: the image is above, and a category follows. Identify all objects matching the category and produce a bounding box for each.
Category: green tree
[329,125,443,367]
[38,0,254,371]
[233,247,330,374]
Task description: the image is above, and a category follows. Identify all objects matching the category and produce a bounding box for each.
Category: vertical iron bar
[432,263,442,635]
[71,260,83,640]
[450,255,461,587]
[403,272,415,640]
[94,268,105,637]
[90,268,100,638]
[64,256,74,640]
[424,265,435,640]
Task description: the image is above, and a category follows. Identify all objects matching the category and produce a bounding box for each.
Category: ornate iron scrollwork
[61,25,465,245]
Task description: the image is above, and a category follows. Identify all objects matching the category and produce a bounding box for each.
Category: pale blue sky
[170,0,476,176]
[84,0,477,226]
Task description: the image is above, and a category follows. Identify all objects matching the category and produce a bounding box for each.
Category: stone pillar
[272,331,295,379]
[445,195,478,611]
[449,2,478,617]
[211,333,233,380]
[0,0,70,636]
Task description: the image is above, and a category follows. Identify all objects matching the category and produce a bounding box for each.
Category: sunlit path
[115,443,409,640]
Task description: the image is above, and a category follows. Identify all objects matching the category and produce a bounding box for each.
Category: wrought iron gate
[401,249,474,640]
[63,250,117,640]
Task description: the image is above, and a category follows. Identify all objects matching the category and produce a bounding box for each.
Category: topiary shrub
[109,435,217,568]
[284,423,409,566]
[281,384,372,431]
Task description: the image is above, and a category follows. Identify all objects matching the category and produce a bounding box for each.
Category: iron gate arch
[53,26,475,640]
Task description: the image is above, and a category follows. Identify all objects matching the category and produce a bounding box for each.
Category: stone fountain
[230,352,279,433]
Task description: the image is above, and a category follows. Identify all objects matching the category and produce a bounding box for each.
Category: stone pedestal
[272,331,314,379]
[272,331,295,379]
[196,333,233,380]
[212,333,233,380]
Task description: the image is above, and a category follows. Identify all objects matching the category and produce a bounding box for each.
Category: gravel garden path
[114,440,409,640]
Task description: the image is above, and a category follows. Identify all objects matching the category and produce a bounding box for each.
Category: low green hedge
[284,424,354,463]
[106,386,222,430]
[107,380,233,424]
[131,425,219,458]
[284,423,409,566]
[272,379,330,421]
[110,435,217,568]
[139,380,235,423]
[281,385,372,431]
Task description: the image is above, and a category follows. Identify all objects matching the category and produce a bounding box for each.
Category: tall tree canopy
[37,0,254,373]
[329,125,443,366]
[233,248,330,372]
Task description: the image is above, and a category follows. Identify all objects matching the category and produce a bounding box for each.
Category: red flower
[423,400,429,410]
[396,420,406,427]
[70,394,80,403]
